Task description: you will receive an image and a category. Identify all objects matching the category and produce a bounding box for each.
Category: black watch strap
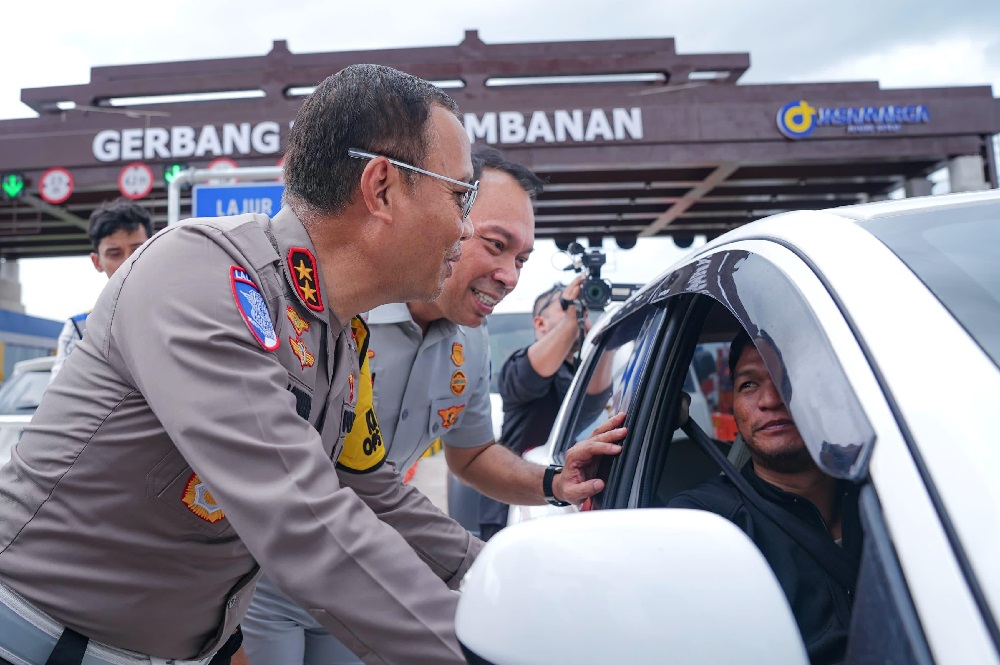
[543,464,570,507]
[558,296,571,311]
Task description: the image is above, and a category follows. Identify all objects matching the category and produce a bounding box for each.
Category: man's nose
[757,379,785,409]
[459,216,474,242]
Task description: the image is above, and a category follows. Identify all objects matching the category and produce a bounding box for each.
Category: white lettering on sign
[216,197,275,216]
[92,121,282,162]
[463,108,643,145]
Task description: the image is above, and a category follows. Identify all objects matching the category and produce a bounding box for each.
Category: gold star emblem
[294,259,313,282]
[300,282,317,303]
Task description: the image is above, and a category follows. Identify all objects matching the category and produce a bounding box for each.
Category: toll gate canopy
[1,31,998,259]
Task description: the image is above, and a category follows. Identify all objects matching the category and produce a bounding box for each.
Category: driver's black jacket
[668,465,861,665]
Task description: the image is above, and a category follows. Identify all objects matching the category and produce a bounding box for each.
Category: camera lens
[581,278,613,310]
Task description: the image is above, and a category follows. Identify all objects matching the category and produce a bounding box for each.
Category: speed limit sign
[118,162,154,200]
[39,167,74,204]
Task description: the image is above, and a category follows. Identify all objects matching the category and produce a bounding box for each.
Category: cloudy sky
[2,0,999,320]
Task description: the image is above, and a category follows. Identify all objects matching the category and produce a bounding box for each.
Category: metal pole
[167,166,285,225]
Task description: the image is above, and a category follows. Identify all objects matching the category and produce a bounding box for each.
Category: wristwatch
[543,464,571,507]
[558,296,572,311]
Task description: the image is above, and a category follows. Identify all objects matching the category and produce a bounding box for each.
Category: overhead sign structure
[1,173,26,201]
[118,163,154,200]
[38,167,74,204]
[192,182,285,219]
[207,157,239,185]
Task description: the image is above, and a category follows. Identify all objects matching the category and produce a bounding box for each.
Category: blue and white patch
[230,266,279,351]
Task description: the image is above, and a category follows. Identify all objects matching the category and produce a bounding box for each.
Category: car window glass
[653,250,875,479]
[860,209,1000,369]
[554,307,664,462]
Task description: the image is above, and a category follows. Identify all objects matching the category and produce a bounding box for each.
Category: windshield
[0,371,50,414]
[860,206,1000,369]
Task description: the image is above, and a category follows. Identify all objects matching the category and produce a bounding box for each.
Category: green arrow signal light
[164,163,190,185]
[1,173,25,200]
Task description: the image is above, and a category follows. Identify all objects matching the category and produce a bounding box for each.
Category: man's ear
[358,158,394,223]
[90,252,102,273]
[533,315,546,338]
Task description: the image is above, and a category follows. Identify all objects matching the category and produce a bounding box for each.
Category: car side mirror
[456,509,808,665]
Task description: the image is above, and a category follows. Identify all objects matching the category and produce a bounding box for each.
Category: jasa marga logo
[777,99,931,140]
[776,100,819,139]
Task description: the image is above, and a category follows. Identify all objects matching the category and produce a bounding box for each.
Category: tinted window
[860,208,1000,369]
[554,307,664,462]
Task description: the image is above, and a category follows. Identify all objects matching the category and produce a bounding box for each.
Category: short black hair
[283,64,461,220]
[728,329,753,377]
[533,284,563,317]
[87,199,153,251]
[471,146,545,199]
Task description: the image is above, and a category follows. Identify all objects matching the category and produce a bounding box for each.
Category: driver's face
[732,345,810,472]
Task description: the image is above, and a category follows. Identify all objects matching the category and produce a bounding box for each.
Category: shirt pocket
[427,395,469,440]
[146,448,234,538]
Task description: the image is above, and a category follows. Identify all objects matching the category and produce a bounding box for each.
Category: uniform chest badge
[348,373,356,404]
[451,342,464,366]
[230,266,278,351]
[450,370,467,396]
[437,404,466,429]
[182,473,226,523]
[286,306,310,335]
[288,247,323,312]
[290,336,315,369]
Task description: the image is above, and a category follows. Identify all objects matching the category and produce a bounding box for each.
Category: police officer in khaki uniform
[242,148,628,665]
[0,65,487,665]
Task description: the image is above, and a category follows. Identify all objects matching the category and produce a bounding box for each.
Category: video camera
[566,242,613,310]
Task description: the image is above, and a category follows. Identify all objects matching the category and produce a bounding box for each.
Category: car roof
[823,188,1000,222]
[12,355,56,375]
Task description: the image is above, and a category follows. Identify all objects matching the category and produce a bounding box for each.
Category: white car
[457,189,1000,665]
[0,355,56,465]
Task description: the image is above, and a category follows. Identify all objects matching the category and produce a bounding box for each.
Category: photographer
[478,277,596,539]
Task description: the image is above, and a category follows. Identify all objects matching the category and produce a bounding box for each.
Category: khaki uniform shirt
[0,209,480,664]
[366,304,493,472]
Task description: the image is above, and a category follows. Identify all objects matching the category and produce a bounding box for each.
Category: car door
[588,238,996,664]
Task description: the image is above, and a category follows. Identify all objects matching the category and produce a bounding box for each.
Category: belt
[0,581,216,665]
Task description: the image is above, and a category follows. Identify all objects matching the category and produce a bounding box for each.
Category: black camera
[567,242,614,310]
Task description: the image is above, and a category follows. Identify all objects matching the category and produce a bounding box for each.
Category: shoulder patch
[287,247,323,312]
[230,266,279,351]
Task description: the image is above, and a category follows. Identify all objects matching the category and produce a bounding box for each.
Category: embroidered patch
[286,306,310,336]
[437,404,466,429]
[230,266,278,351]
[182,473,225,523]
[367,349,375,360]
[348,373,356,404]
[288,247,323,312]
[451,342,464,366]
[289,336,315,369]
[450,370,467,396]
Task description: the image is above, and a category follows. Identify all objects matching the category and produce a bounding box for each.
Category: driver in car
[668,330,861,665]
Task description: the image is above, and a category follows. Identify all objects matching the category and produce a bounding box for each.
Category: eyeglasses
[348,148,479,220]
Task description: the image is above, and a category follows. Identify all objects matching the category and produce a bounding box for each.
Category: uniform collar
[367,302,461,338]
[270,208,335,326]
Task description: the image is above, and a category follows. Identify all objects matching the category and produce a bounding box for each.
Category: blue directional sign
[192,182,285,219]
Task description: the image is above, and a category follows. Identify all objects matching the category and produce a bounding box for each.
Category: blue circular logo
[776,100,818,139]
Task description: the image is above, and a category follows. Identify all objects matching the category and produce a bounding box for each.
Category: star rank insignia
[288,247,323,312]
